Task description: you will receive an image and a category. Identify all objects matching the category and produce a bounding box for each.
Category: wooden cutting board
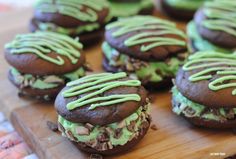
[0,4,235,159]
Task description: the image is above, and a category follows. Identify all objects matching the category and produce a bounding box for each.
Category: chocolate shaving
[76,126,89,135]
[97,132,109,142]
[127,121,136,132]
[90,154,103,159]
[85,123,94,131]
[114,128,123,139]
[46,121,58,132]
[151,124,158,131]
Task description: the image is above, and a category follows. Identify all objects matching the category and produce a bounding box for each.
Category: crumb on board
[151,124,158,131]
[90,154,103,159]
[46,121,58,132]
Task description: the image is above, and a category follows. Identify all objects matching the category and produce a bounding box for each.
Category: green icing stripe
[187,21,234,53]
[165,0,205,10]
[35,0,110,22]
[106,16,186,52]
[5,31,82,65]
[202,0,236,37]
[183,52,236,95]
[62,72,141,110]
[109,0,153,17]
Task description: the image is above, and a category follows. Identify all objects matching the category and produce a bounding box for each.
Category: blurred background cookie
[30,0,112,45]
[187,0,236,53]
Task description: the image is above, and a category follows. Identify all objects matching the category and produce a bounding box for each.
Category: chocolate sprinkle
[46,121,58,132]
[150,124,158,131]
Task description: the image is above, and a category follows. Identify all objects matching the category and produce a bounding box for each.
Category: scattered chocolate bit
[142,121,150,129]
[75,126,89,135]
[151,124,158,131]
[46,121,58,132]
[114,128,123,139]
[85,123,94,131]
[117,120,126,128]
[97,132,109,142]
[83,62,93,72]
[127,121,136,132]
[90,154,103,159]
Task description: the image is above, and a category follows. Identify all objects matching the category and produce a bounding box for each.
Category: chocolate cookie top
[176,51,236,108]
[5,31,85,75]
[34,0,111,28]
[194,0,236,48]
[105,16,187,61]
[55,72,148,125]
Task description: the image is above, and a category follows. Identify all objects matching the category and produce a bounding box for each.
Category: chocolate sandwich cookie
[55,72,151,155]
[102,16,187,89]
[4,31,86,100]
[187,0,236,53]
[30,0,112,45]
[160,0,206,20]
[108,0,153,18]
[172,51,236,129]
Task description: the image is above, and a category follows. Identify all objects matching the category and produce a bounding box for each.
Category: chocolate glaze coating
[8,70,63,99]
[55,78,148,125]
[4,49,85,76]
[176,68,236,108]
[160,0,196,21]
[105,28,187,62]
[194,9,236,49]
[73,118,150,155]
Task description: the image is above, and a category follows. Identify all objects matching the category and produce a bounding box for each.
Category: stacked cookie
[187,0,236,53]
[30,0,112,44]
[5,32,86,100]
[102,16,187,89]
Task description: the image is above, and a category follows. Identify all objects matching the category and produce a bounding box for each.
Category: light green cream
[38,22,100,35]
[11,67,85,89]
[172,86,236,121]
[102,42,182,82]
[187,21,234,53]
[166,0,206,10]
[58,104,149,146]
[109,0,153,17]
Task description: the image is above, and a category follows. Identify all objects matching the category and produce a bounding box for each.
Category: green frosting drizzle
[183,52,236,95]
[35,0,110,22]
[62,72,141,110]
[5,31,82,65]
[38,22,100,35]
[108,0,153,17]
[102,42,183,82]
[106,16,186,52]
[202,0,236,37]
[165,0,206,10]
[187,21,234,53]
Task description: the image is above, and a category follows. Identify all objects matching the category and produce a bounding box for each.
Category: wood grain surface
[0,3,234,159]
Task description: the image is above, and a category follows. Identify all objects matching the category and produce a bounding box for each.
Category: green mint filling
[109,0,153,17]
[58,104,149,146]
[172,86,236,121]
[11,67,85,89]
[165,0,205,10]
[38,22,100,35]
[102,42,182,82]
[187,21,233,53]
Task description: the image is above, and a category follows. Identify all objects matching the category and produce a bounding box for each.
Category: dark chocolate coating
[55,78,148,125]
[105,27,187,62]
[194,8,236,49]
[176,68,236,108]
[72,118,150,155]
[8,70,63,99]
[4,49,85,76]
[102,56,172,89]
[160,0,196,21]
